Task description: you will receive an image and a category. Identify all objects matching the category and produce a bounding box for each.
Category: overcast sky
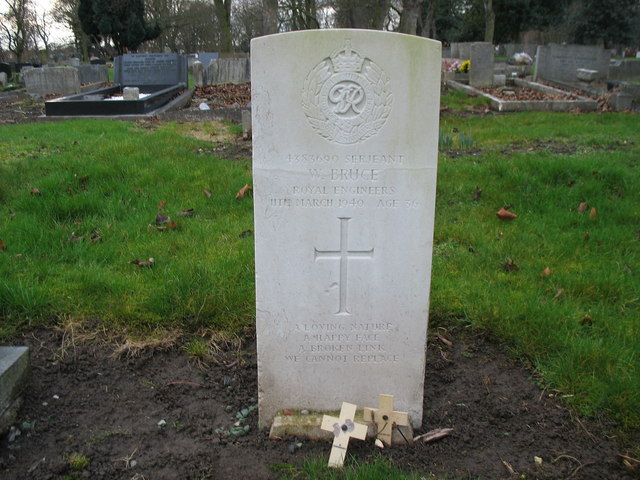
[33,0,73,44]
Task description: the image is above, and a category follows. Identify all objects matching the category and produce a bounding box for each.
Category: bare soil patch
[0,326,633,480]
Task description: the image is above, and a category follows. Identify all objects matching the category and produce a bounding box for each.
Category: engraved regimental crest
[302,40,393,145]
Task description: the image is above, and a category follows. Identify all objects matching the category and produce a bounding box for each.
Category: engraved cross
[314,217,373,315]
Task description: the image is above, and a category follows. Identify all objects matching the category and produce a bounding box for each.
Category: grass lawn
[0,97,638,441]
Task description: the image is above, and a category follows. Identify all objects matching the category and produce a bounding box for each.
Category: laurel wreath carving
[302,57,393,145]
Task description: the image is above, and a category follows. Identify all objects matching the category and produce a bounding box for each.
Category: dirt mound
[0,326,631,480]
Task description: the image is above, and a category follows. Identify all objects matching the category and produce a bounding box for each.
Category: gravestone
[535,44,610,84]
[0,72,7,87]
[114,53,188,87]
[469,42,494,88]
[23,66,80,95]
[76,64,109,84]
[204,58,251,85]
[0,63,11,81]
[192,60,204,87]
[252,30,441,429]
[197,52,220,68]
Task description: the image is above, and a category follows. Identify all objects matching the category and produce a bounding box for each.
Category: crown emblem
[331,40,364,73]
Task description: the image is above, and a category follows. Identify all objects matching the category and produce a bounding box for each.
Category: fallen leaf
[30,188,41,196]
[589,207,597,219]
[566,180,575,187]
[583,232,590,241]
[69,232,82,243]
[0,239,6,251]
[541,267,552,277]
[496,207,517,221]
[578,202,588,213]
[501,258,519,272]
[203,189,212,198]
[236,184,253,200]
[239,229,253,238]
[580,316,593,326]
[158,201,166,210]
[374,439,384,448]
[283,409,294,416]
[166,222,179,230]
[90,229,102,243]
[178,209,195,217]
[534,456,543,465]
[155,214,170,225]
[553,288,564,299]
[472,187,482,202]
[131,257,155,268]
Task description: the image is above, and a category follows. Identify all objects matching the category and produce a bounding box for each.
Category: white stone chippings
[251,30,441,429]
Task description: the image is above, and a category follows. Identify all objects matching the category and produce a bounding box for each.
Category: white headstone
[251,30,441,429]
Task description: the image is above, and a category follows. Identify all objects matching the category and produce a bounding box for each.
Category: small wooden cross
[321,402,368,468]
[363,394,410,446]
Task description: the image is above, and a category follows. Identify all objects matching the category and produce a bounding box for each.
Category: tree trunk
[398,0,424,35]
[263,0,278,35]
[483,0,495,43]
[214,0,232,52]
[334,0,390,30]
[418,0,437,38]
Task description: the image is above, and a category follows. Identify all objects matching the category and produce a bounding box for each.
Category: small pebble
[287,443,298,454]
[52,395,60,400]
[157,419,167,427]
[249,397,256,403]
[300,409,309,415]
[42,402,48,407]
[130,460,138,468]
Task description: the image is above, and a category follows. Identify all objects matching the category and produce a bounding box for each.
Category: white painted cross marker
[321,402,368,468]
[363,394,409,446]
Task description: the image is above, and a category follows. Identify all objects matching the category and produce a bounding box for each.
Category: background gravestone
[76,64,109,84]
[252,30,441,429]
[469,42,494,88]
[23,66,80,95]
[204,58,251,85]
[114,53,188,87]
[197,52,220,68]
[535,44,610,84]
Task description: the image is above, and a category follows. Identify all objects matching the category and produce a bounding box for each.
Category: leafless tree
[31,9,53,61]
[397,0,424,34]
[1,0,35,63]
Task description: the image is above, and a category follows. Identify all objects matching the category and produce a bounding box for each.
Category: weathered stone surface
[252,30,441,429]
[192,60,204,87]
[76,64,108,84]
[535,44,610,84]
[469,42,494,88]
[0,347,30,435]
[123,87,140,100]
[205,58,250,85]
[23,66,80,95]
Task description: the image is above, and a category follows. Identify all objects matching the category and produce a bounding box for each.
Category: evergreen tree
[78,0,161,54]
